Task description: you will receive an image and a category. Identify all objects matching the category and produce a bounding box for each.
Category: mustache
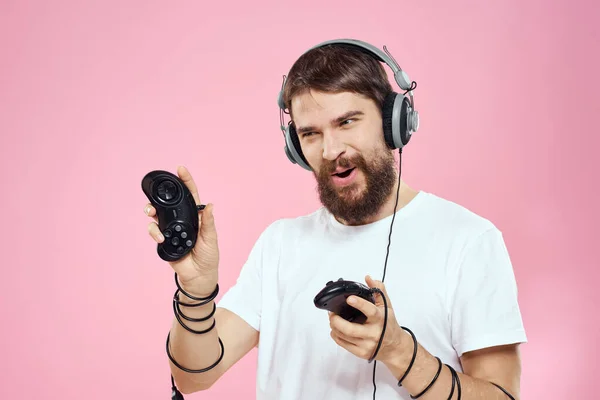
[320,156,363,176]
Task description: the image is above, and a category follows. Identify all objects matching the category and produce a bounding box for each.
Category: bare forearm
[168,293,223,392]
[383,336,519,399]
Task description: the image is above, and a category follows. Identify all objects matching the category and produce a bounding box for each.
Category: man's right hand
[145,165,219,298]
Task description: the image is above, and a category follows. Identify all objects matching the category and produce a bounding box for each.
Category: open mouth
[333,168,355,178]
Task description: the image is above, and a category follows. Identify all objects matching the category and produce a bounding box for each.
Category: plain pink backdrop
[1,0,598,398]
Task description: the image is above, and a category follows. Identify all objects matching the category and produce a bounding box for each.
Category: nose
[322,131,346,161]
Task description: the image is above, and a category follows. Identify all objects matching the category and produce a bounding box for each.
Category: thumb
[365,275,392,308]
[198,203,217,239]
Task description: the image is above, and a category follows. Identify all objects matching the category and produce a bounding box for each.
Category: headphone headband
[278,39,413,110]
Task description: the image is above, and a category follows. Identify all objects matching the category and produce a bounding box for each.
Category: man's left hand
[329,275,407,363]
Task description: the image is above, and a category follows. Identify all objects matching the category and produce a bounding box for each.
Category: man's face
[290,90,397,225]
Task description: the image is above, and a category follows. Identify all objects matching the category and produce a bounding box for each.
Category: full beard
[315,148,397,225]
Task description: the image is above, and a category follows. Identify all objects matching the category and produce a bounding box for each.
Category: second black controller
[142,170,200,262]
[314,278,376,324]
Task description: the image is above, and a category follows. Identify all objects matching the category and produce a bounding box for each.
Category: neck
[371,179,419,223]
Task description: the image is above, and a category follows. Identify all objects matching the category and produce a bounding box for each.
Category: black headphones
[277,38,420,171]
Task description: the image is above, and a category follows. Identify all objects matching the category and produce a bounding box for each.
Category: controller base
[313,278,375,324]
[142,170,199,262]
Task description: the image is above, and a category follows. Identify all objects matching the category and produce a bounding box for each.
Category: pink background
[1,0,598,398]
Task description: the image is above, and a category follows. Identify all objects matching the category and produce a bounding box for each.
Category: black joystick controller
[142,170,200,262]
[313,278,376,324]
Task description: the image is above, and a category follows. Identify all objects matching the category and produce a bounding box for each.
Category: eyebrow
[296,110,364,134]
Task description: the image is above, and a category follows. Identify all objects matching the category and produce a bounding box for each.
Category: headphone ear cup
[277,90,285,110]
[284,123,312,171]
[398,96,412,147]
[381,92,398,149]
[381,92,412,149]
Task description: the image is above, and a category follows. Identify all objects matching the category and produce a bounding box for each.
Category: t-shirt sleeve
[216,221,282,332]
[450,227,528,357]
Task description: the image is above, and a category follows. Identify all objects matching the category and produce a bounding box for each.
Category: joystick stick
[313,278,376,324]
[142,170,200,262]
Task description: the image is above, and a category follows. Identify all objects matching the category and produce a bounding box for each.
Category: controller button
[326,281,333,286]
[177,246,185,254]
[186,240,193,247]
[181,231,187,239]
[156,180,178,201]
[175,225,182,232]
[163,229,172,238]
[171,237,180,246]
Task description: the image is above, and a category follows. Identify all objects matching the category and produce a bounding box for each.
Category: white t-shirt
[217,191,527,399]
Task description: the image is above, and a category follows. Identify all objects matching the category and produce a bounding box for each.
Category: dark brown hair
[282,44,394,116]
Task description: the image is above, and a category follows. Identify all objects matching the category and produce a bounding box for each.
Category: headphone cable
[371,147,403,399]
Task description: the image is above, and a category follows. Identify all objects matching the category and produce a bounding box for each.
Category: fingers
[347,295,379,320]
[177,165,201,205]
[330,327,363,345]
[331,329,378,360]
[144,203,162,242]
[330,330,361,349]
[198,203,217,239]
[144,203,158,223]
[147,221,165,243]
[329,312,368,340]
[365,275,392,308]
